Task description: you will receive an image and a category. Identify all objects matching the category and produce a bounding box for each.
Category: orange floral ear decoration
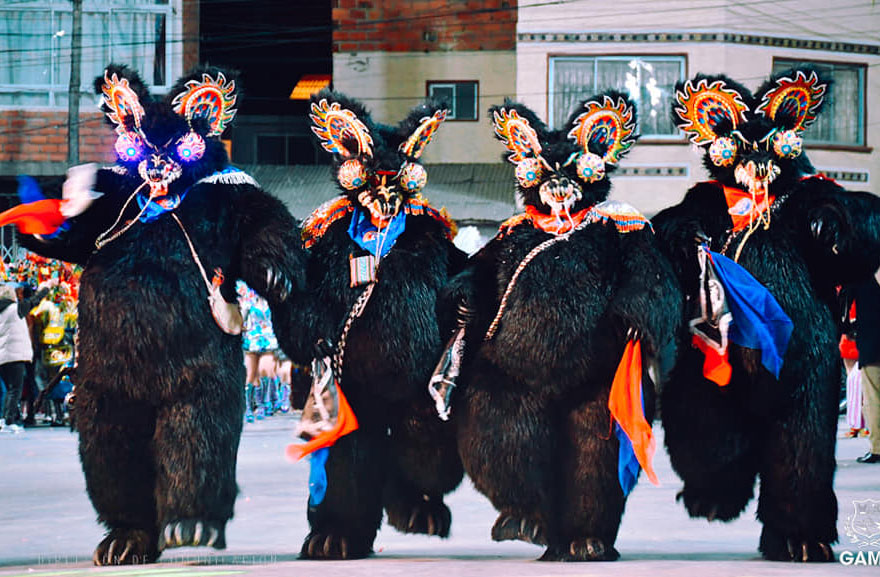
[101,71,146,134]
[755,70,827,133]
[310,99,373,159]
[171,72,238,137]
[400,109,448,159]
[493,108,542,163]
[567,95,636,165]
[674,78,748,145]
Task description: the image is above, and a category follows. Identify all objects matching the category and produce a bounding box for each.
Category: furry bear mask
[96,64,239,197]
[490,92,638,216]
[673,67,830,195]
[309,89,448,224]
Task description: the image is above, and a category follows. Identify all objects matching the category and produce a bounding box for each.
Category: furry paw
[539,538,619,562]
[759,526,835,562]
[676,485,748,522]
[299,531,372,560]
[490,513,547,546]
[93,528,158,566]
[158,519,226,550]
[386,496,451,537]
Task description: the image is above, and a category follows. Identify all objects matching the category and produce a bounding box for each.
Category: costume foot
[539,538,619,561]
[759,526,834,562]
[386,496,451,537]
[93,528,158,566]
[676,484,749,522]
[491,513,548,546]
[158,519,226,550]
[299,531,372,560]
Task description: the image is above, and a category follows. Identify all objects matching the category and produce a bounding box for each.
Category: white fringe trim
[199,171,259,187]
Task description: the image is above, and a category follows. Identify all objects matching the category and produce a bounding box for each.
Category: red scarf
[718,184,775,233]
[525,205,592,235]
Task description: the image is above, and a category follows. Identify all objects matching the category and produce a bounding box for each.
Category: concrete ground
[0,413,878,577]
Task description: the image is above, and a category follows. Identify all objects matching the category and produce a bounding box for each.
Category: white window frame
[548,54,686,140]
[0,0,177,110]
[427,80,479,121]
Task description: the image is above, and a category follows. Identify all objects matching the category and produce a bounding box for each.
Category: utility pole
[67,0,83,164]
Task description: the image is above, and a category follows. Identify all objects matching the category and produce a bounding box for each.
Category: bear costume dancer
[442,94,681,561]
[653,67,880,561]
[1,65,304,565]
[281,91,466,560]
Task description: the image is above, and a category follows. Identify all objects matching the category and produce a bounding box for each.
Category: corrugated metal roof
[244,163,516,223]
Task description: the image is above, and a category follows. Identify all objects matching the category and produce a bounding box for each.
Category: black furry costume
[276,90,466,560]
[653,67,880,561]
[15,65,304,564]
[443,95,681,561]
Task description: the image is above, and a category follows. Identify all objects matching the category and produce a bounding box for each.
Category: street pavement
[1,413,878,577]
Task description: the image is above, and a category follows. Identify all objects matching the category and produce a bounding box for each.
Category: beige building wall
[332,51,516,164]
[516,0,880,215]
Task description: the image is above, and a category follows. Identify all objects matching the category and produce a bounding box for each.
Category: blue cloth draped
[308,447,330,506]
[615,422,641,496]
[709,250,793,378]
[347,208,406,258]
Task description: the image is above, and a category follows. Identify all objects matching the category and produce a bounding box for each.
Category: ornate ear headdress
[674,78,749,167]
[755,69,827,160]
[396,108,448,192]
[493,108,546,188]
[170,72,238,163]
[310,98,374,191]
[567,95,637,183]
[101,71,148,162]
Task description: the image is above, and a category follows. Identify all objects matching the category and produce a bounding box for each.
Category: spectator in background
[237,281,280,422]
[840,300,867,438]
[0,283,40,433]
[854,274,880,463]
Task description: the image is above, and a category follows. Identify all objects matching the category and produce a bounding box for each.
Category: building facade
[516,0,880,214]
[331,0,518,164]
[0,0,198,176]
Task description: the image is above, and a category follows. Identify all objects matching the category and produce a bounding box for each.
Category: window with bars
[549,55,686,139]
[772,58,865,147]
[426,81,479,121]
[0,0,173,108]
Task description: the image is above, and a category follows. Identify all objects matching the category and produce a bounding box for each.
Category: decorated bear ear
[491,103,544,163]
[96,65,148,134]
[398,103,448,159]
[755,68,829,133]
[170,68,238,137]
[309,90,374,160]
[673,76,749,145]
[566,92,637,165]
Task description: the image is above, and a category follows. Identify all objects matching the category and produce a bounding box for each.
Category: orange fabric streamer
[691,334,732,386]
[0,199,65,235]
[608,339,659,486]
[286,383,359,461]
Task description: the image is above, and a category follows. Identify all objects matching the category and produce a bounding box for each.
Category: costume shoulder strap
[403,194,457,241]
[590,200,652,233]
[302,196,354,249]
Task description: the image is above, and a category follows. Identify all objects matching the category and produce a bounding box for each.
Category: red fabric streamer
[691,334,732,386]
[524,205,592,235]
[0,199,65,235]
[608,339,659,486]
[286,383,359,461]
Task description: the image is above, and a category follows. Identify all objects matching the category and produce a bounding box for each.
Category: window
[427,81,478,121]
[772,59,865,147]
[0,0,172,108]
[549,55,686,139]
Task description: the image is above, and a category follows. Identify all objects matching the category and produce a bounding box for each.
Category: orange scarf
[525,205,592,235]
[720,184,775,234]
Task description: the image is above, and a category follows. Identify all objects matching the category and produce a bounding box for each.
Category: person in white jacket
[0,282,41,434]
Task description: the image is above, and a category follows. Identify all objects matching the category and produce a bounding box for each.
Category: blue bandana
[347,208,406,258]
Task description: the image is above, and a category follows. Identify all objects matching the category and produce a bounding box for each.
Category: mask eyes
[515,158,543,188]
[115,132,143,162]
[399,162,428,192]
[576,152,606,183]
[338,159,368,191]
[772,130,803,159]
[177,131,206,162]
[709,136,737,167]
